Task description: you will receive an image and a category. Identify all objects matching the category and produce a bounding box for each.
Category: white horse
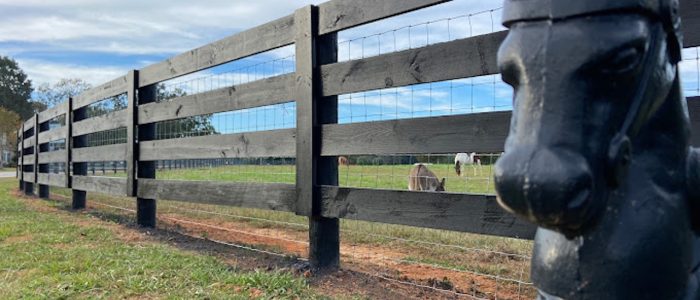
[455,152,481,177]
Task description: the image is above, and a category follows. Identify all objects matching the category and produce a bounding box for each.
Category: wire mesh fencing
[681,47,700,97]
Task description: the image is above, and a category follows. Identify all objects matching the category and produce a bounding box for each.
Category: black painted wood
[320,186,537,239]
[72,102,88,209]
[136,84,158,227]
[37,116,50,199]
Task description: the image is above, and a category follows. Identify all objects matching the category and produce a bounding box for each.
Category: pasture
[103,162,498,194]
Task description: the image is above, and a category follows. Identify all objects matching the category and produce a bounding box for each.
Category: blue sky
[2,0,699,134]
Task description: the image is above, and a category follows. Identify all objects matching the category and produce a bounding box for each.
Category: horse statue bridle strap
[606,24,673,187]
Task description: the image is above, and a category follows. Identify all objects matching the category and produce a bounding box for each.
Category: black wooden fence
[16,0,700,270]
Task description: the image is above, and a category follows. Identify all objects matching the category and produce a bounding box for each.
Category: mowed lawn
[0,178,319,299]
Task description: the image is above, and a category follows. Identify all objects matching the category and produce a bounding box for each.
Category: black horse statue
[494,0,700,298]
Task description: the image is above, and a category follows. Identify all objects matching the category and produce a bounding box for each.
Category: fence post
[37,116,49,199]
[294,5,340,271]
[18,125,23,190]
[72,99,88,209]
[135,74,157,228]
[65,99,73,189]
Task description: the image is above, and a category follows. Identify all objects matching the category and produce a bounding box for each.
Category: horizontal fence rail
[16,0,700,272]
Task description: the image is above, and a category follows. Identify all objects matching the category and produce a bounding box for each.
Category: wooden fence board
[38,150,67,164]
[682,0,700,48]
[73,76,128,109]
[38,103,67,123]
[139,129,296,161]
[72,144,126,162]
[23,115,35,130]
[322,112,511,156]
[138,15,295,87]
[72,110,128,137]
[138,74,293,124]
[320,186,536,239]
[23,172,35,183]
[37,174,68,188]
[318,0,448,35]
[72,176,127,196]
[22,154,34,165]
[22,137,35,149]
[138,179,296,212]
[38,126,67,144]
[320,31,506,96]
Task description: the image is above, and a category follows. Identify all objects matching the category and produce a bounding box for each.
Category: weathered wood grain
[138,74,294,124]
[38,150,67,164]
[682,0,700,48]
[295,6,316,217]
[138,15,295,87]
[318,0,448,35]
[72,144,126,163]
[38,126,67,144]
[322,112,511,156]
[38,102,67,123]
[71,110,128,137]
[22,137,35,150]
[320,31,506,96]
[73,76,128,109]
[23,172,35,183]
[23,115,35,130]
[139,129,296,161]
[687,97,700,147]
[37,173,68,188]
[320,186,536,239]
[126,71,137,197]
[137,179,296,212]
[72,176,127,196]
[22,154,34,165]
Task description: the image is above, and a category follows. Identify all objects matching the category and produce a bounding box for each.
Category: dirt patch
[3,235,33,244]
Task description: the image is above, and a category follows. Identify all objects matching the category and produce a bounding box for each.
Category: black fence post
[295,5,340,271]
[38,116,50,199]
[135,75,157,228]
[72,98,88,209]
[18,125,23,190]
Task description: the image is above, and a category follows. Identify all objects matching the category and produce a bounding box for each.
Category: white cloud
[16,59,126,87]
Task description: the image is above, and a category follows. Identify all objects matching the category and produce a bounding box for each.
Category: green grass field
[144,163,497,194]
[0,178,319,299]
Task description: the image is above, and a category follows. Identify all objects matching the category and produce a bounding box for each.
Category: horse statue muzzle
[493,0,700,298]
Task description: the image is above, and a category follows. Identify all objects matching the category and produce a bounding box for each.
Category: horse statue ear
[662,0,683,63]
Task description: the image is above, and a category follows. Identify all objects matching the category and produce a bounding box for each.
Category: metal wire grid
[156,55,296,103]
[681,47,700,97]
[47,139,66,152]
[86,161,127,176]
[47,114,66,130]
[155,157,296,184]
[338,77,512,124]
[154,102,296,140]
[85,93,128,119]
[339,154,501,194]
[338,7,503,62]
[47,162,66,174]
[85,127,127,147]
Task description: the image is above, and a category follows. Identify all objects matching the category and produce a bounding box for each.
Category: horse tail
[455,161,461,176]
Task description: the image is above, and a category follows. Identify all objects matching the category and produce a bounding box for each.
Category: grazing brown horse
[338,156,350,167]
[494,0,699,299]
[408,164,445,192]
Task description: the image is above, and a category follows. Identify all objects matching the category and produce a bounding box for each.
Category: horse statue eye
[601,47,643,74]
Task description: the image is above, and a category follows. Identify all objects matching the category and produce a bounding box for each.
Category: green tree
[34,78,92,109]
[155,85,216,139]
[0,108,21,167]
[0,56,33,119]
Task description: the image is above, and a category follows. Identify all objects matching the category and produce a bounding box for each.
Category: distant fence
[16,0,700,269]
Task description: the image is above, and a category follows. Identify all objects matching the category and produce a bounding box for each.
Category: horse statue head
[493,0,700,298]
